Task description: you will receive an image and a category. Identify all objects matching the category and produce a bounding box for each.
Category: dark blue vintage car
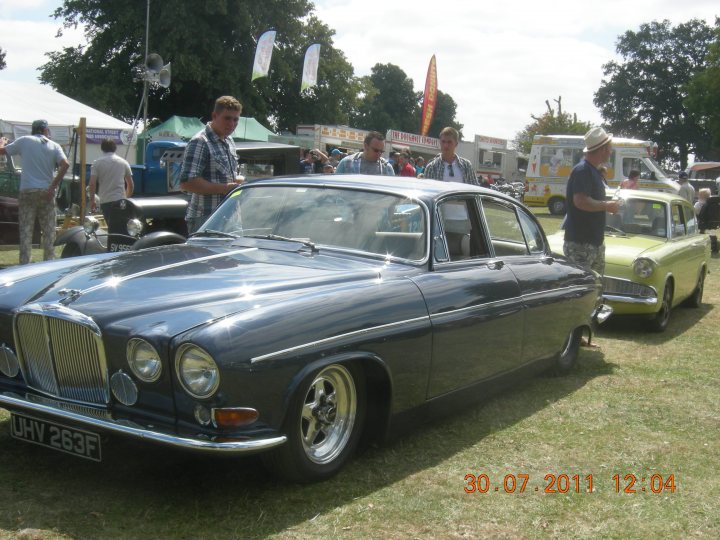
[0,175,607,482]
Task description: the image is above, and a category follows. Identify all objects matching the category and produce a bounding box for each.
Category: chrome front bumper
[592,303,614,324]
[602,294,658,306]
[0,392,287,454]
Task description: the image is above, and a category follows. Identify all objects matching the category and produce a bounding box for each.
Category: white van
[525,135,678,214]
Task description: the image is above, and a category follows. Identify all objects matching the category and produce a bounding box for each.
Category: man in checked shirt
[179,96,243,234]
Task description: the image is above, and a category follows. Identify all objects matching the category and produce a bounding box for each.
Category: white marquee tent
[0,80,136,163]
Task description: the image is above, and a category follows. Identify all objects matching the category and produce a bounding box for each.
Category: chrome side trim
[521,284,598,302]
[603,294,658,305]
[0,392,287,454]
[250,315,431,364]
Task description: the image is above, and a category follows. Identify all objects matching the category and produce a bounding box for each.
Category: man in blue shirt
[0,119,69,264]
[563,127,619,274]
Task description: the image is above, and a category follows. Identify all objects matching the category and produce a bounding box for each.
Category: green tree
[686,21,720,160]
[352,63,419,134]
[40,1,358,131]
[594,19,715,169]
[513,97,592,154]
[0,46,6,70]
[420,90,464,139]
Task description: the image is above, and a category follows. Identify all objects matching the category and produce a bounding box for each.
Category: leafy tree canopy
[351,63,419,134]
[686,21,720,160]
[0,46,6,70]
[421,90,464,140]
[594,19,716,169]
[40,0,359,132]
[513,97,592,154]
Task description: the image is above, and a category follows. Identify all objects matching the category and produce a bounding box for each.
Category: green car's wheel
[685,268,705,308]
[649,281,673,332]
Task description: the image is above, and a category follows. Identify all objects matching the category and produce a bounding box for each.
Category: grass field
[1,210,718,539]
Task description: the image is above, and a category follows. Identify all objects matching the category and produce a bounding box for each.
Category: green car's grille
[603,277,656,299]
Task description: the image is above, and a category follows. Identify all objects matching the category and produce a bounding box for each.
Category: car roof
[248,174,509,203]
[613,189,691,205]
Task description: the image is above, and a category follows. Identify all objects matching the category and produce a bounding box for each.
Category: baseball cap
[678,171,688,179]
[331,149,342,156]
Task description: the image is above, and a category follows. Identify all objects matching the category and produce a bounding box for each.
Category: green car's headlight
[633,258,656,278]
[175,344,220,399]
[127,338,162,382]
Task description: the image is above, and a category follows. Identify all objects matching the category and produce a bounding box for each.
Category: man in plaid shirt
[179,96,242,234]
[423,127,478,185]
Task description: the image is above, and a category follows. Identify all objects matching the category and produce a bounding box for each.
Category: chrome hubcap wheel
[300,365,356,465]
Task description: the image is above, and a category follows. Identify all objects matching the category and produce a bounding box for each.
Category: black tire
[649,281,673,332]
[548,197,566,216]
[263,363,366,483]
[684,268,705,308]
[550,327,582,376]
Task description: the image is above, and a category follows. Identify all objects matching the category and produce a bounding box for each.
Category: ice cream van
[525,135,678,214]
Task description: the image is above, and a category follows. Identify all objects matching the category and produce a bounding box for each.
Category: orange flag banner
[420,55,437,137]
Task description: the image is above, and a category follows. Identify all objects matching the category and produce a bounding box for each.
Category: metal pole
[142,0,150,160]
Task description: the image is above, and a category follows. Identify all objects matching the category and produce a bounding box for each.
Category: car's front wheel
[649,281,673,332]
[684,268,705,308]
[263,363,366,483]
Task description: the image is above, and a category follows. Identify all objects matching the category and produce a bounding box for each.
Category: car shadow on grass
[0,353,616,539]
[596,301,714,344]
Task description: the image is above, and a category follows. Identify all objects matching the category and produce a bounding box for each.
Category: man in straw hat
[563,127,619,276]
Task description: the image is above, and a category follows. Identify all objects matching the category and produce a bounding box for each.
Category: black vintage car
[54,141,301,256]
[0,175,608,482]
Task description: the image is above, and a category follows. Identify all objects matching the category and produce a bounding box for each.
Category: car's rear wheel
[550,327,582,375]
[649,281,673,332]
[263,363,365,483]
[685,268,705,308]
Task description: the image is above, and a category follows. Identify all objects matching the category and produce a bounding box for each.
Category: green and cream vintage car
[549,190,710,331]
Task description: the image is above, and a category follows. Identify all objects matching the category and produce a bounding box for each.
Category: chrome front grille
[13,304,109,405]
[603,277,656,299]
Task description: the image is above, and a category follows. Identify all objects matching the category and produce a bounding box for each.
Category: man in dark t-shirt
[563,127,620,274]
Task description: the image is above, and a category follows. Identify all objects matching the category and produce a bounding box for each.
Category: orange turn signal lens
[212,407,259,428]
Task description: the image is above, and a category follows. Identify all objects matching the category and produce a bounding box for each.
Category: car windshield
[606,198,668,238]
[200,185,427,260]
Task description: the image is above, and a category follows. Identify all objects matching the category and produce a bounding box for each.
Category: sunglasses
[447,164,454,177]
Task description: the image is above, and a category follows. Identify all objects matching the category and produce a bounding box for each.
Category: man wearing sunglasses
[423,127,478,184]
[334,131,395,176]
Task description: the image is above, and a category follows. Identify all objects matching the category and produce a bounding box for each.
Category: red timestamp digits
[464,473,594,494]
[612,473,677,494]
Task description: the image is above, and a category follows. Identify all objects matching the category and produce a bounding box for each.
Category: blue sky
[1,0,718,141]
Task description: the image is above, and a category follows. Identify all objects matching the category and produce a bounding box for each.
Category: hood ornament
[57,288,82,305]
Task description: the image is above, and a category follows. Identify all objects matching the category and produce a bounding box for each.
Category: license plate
[10,413,102,462]
[109,242,133,252]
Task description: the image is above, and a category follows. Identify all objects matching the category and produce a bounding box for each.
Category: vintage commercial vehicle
[548,190,710,331]
[525,135,678,215]
[0,176,607,482]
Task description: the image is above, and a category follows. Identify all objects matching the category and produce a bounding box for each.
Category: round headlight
[633,258,656,278]
[127,338,162,382]
[127,218,144,237]
[83,216,100,234]
[175,344,219,399]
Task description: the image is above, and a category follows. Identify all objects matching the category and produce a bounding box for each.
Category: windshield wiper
[190,229,239,239]
[244,234,319,253]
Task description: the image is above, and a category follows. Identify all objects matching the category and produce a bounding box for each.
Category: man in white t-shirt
[89,138,134,230]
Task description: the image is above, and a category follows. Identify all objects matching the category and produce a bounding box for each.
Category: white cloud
[1,0,717,142]
[315,0,718,141]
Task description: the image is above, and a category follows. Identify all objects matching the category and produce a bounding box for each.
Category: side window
[435,198,489,262]
[683,204,698,234]
[482,199,530,256]
[671,204,685,237]
[518,210,546,254]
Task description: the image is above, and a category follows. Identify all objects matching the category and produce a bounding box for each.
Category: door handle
[487,260,504,270]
